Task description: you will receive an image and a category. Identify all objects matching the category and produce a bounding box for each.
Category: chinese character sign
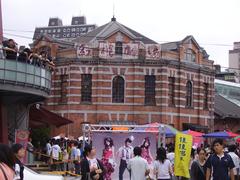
[122,43,139,59]
[174,133,193,178]
[145,44,161,59]
[75,44,92,58]
[99,42,115,59]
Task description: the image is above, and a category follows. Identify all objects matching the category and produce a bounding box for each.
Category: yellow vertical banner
[174,133,193,178]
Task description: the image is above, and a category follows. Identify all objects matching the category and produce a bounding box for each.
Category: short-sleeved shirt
[51,144,61,160]
[118,145,133,163]
[153,159,172,179]
[228,152,240,175]
[127,156,149,180]
[205,153,235,180]
[71,147,81,160]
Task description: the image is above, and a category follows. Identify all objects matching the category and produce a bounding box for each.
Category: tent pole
[82,124,85,148]
[158,126,161,148]
[163,125,166,148]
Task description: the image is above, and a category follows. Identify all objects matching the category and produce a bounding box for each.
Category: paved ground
[64,177,81,180]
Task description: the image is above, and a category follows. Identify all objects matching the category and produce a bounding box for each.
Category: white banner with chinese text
[145,44,161,59]
[99,42,115,59]
[122,43,139,59]
[75,43,93,58]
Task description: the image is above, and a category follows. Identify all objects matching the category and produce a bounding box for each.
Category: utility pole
[0,0,3,43]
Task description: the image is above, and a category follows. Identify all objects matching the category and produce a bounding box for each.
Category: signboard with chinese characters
[75,44,92,58]
[145,44,161,59]
[174,133,192,178]
[122,43,139,59]
[99,42,115,59]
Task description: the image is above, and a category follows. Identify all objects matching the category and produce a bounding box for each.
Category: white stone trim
[51,109,212,119]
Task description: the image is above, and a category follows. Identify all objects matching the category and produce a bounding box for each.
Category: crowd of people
[0,39,55,71]
[1,138,240,180]
[42,137,240,180]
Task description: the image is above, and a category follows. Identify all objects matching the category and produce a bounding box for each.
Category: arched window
[184,49,196,62]
[115,41,123,55]
[186,80,193,107]
[168,77,175,106]
[112,76,124,103]
[145,75,156,105]
[81,74,92,103]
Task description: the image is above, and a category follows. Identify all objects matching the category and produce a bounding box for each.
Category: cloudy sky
[2,0,240,68]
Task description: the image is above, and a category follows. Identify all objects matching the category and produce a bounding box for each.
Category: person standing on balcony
[2,39,18,60]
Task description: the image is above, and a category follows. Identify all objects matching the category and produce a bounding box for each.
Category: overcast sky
[2,0,240,68]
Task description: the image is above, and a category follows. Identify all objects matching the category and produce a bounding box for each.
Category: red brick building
[33,17,215,137]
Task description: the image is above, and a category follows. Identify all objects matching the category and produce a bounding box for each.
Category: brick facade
[33,19,215,137]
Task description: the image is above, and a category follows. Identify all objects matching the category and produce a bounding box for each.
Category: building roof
[161,35,209,58]
[74,17,157,44]
[29,105,73,127]
[214,94,240,118]
[31,34,74,48]
[215,79,240,88]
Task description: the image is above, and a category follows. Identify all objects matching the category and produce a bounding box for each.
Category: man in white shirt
[117,137,134,180]
[46,139,52,156]
[127,146,149,180]
[50,140,61,171]
[228,144,240,180]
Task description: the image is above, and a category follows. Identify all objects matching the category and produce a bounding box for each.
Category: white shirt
[118,145,133,163]
[51,144,61,160]
[14,164,21,179]
[76,149,81,157]
[167,152,175,165]
[71,147,81,160]
[46,143,51,156]
[63,149,69,161]
[127,156,149,180]
[228,152,240,175]
[87,158,99,170]
[154,159,172,179]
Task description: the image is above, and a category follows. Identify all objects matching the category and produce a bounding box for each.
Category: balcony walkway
[0,58,51,97]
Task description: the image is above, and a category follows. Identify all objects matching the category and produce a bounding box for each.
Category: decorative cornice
[55,58,215,75]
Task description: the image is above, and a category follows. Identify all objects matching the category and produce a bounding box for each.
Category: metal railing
[0,58,51,93]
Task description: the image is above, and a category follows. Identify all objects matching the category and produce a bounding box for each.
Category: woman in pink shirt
[0,143,15,180]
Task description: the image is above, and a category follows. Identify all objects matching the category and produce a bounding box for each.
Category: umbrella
[233,135,240,143]
[203,131,239,138]
[133,122,178,137]
[182,130,204,137]
[183,130,204,148]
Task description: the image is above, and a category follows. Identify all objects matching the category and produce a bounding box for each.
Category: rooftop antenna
[113,3,115,17]
[111,2,116,21]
